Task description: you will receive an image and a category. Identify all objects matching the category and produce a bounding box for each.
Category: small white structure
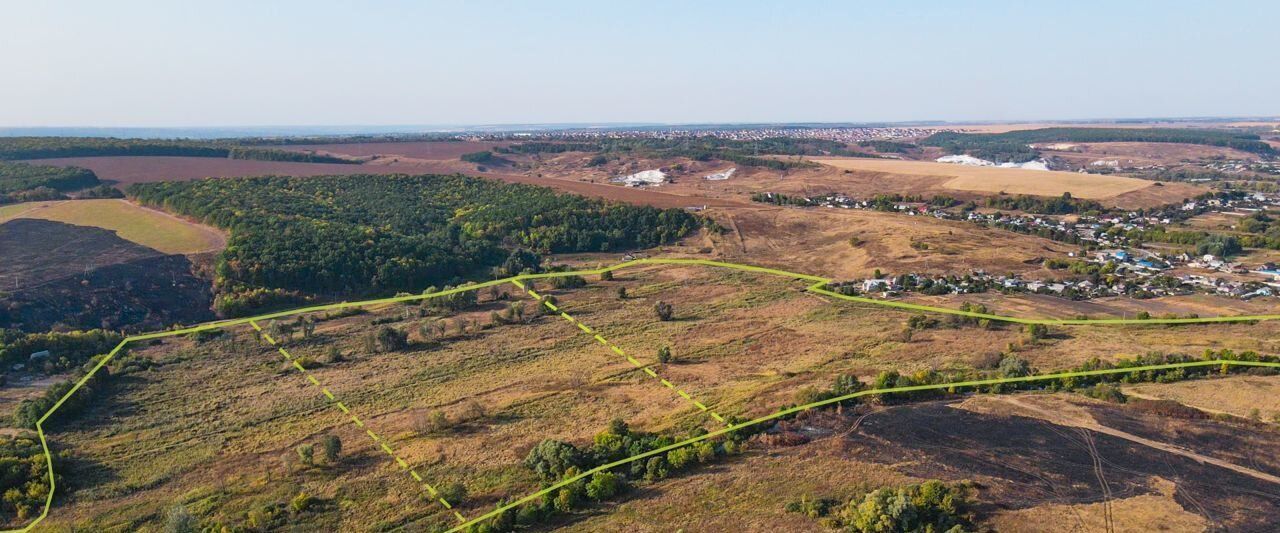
[862,279,890,292]
[936,154,1049,171]
[703,168,736,181]
[612,169,667,187]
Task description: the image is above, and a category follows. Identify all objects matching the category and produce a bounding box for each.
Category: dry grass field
[0,199,224,254]
[1039,141,1260,168]
[702,206,1074,280]
[810,158,1154,199]
[1125,375,1280,421]
[22,260,1280,531]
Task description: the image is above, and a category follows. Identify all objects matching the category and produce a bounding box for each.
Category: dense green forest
[129,174,702,315]
[225,147,357,164]
[856,140,916,153]
[924,127,1276,162]
[0,137,229,160]
[0,137,357,164]
[0,162,101,203]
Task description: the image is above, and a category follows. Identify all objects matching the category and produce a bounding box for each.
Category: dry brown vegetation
[1039,141,1260,168]
[701,206,1074,280]
[811,157,1155,199]
[21,260,1280,530]
[1125,375,1280,421]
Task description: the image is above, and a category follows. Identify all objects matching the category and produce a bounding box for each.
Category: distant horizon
[2,115,1277,140]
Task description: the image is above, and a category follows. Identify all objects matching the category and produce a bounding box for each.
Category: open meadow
[27,259,1280,531]
[0,198,224,254]
[810,158,1156,199]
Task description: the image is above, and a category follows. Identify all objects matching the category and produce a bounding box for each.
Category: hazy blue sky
[3,0,1276,127]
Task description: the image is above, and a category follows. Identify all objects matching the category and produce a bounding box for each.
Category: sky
[2,0,1277,128]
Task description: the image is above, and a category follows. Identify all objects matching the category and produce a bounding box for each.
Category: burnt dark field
[838,400,1280,531]
[0,218,213,332]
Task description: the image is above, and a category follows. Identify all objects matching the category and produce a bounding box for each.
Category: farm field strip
[12,257,1280,532]
[247,320,467,524]
[512,279,732,427]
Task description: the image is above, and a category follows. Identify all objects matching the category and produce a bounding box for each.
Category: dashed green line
[245,320,464,521]
[512,281,731,430]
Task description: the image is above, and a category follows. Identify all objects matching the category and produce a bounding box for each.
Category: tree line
[0,328,123,371]
[0,137,358,164]
[128,174,703,316]
[924,127,1276,162]
[0,161,102,203]
[984,192,1105,215]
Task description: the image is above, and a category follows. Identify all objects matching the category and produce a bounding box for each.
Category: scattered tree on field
[322,435,342,464]
[296,444,314,466]
[654,300,674,321]
[164,504,198,533]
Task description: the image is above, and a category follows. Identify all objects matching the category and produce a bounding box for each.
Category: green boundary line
[444,359,1280,533]
[7,257,1280,532]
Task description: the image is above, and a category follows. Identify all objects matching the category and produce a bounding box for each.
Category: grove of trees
[925,127,1276,163]
[0,162,101,203]
[128,174,702,316]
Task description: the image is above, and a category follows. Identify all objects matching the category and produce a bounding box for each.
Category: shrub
[374,326,408,352]
[415,410,451,434]
[997,355,1030,378]
[1083,383,1126,403]
[439,482,467,504]
[321,435,342,463]
[296,444,314,466]
[654,300,674,321]
[667,446,698,470]
[643,456,670,481]
[164,504,198,533]
[524,440,583,481]
[550,275,587,289]
[657,346,672,364]
[1024,323,1048,341]
[289,492,313,513]
[585,471,624,500]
